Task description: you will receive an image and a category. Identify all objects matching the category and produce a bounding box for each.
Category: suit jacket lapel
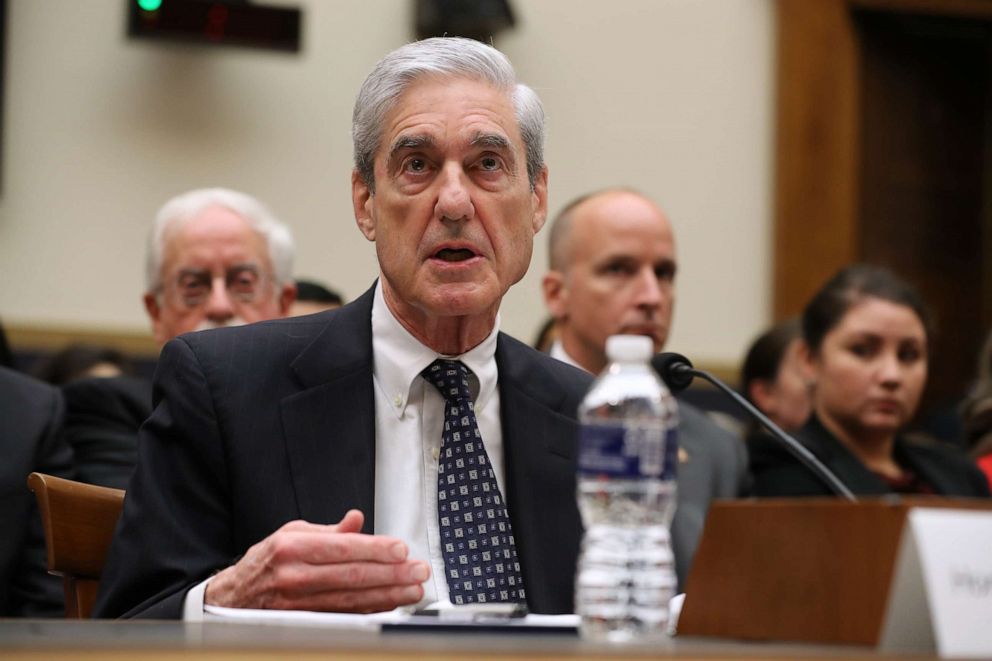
[496,334,583,613]
[280,286,377,533]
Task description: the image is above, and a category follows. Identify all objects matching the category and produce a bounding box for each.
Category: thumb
[332,509,365,533]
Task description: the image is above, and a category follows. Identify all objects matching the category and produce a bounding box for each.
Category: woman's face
[808,297,928,441]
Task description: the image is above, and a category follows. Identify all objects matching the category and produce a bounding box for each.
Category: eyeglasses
[164,265,272,308]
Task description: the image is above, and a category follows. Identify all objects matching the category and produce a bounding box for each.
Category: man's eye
[604,263,633,276]
[405,157,428,173]
[229,272,258,294]
[178,277,209,296]
[479,156,501,171]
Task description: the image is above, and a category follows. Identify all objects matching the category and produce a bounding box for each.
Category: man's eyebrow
[387,134,436,162]
[176,267,210,279]
[470,132,512,151]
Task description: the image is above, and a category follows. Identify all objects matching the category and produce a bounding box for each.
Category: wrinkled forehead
[161,207,270,273]
[381,74,520,142]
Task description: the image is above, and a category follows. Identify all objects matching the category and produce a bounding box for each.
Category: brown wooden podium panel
[678,498,992,646]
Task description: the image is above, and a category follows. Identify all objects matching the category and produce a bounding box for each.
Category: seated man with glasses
[61,189,297,488]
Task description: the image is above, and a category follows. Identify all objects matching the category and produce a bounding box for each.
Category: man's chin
[617,327,665,352]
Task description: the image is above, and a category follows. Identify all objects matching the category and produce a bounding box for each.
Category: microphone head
[651,352,695,392]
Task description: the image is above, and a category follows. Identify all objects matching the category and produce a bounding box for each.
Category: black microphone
[651,351,857,501]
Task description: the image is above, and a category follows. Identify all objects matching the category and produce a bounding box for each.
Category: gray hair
[352,37,545,193]
[145,187,295,293]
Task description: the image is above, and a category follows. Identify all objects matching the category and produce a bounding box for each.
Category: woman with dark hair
[750,264,989,497]
[740,318,810,435]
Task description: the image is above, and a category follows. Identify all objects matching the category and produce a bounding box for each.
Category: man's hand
[204,510,430,612]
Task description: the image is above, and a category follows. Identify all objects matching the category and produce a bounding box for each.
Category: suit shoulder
[0,366,63,425]
[497,334,592,389]
[173,310,337,367]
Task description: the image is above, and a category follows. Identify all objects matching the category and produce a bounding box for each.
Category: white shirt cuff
[182,576,213,621]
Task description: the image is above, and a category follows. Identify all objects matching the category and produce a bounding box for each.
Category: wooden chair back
[26,472,125,618]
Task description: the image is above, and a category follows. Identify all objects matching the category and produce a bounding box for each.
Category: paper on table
[204,604,402,630]
[204,604,580,632]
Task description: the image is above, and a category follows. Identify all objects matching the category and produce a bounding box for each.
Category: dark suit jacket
[62,376,151,490]
[94,287,591,619]
[0,367,74,616]
[750,415,991,498]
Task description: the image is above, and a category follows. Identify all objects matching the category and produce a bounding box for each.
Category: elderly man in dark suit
[541,188,749,589]
[94,37,591,620]
[0,366,74,616]
[61,188,298,490]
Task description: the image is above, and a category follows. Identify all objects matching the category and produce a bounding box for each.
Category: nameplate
[880,508,992,657]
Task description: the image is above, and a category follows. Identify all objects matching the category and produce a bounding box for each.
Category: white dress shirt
[370,281,504,607]
[549,340,588,373]
[184,280,504,618]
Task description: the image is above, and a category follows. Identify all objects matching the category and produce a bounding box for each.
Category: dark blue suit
[94,286,591,618]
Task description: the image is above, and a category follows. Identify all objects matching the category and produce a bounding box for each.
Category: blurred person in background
[750,264,989,498]
[32,344,135,386]
[289,279,344,317]
[63,188,296,489]
[0,366,74,616]
[739,319,811,438]
[541,187,749,589]
[958,327,992,489]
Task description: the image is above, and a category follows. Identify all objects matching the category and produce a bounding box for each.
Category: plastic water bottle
[575,334,679,642]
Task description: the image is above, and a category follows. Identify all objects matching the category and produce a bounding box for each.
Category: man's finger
[264,582,426,614]
[267,530,411,565]
[268,559,430,596]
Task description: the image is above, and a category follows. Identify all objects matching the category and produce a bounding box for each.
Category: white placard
[880,508,992,658]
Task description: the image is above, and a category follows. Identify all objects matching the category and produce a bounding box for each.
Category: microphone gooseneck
[650,352,857,502]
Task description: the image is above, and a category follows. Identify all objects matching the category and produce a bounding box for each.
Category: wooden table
[0,619,940,660]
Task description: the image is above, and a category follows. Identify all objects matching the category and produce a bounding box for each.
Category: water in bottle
[575,334,679,642]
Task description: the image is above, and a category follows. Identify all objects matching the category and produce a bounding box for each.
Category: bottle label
[578,423,677,479]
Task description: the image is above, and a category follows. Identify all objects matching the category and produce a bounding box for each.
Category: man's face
[352,76,548,329]
[143,205,295,344]
[544,192,676,373]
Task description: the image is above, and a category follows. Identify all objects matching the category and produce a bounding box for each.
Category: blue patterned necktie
[421,359,525,605]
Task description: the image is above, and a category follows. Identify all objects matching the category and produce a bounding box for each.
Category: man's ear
[530,166,549,234]
[352,170,376,241]
[278,282,297,317]
[542,270,568,319]
[143,292,167,345]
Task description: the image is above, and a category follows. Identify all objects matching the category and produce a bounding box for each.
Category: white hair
[145,188,295,293]
[352,37,545,193]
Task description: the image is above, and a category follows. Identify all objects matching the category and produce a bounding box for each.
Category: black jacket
[749,415,991,498]
[94,286,592,618]
[0,367,74,616]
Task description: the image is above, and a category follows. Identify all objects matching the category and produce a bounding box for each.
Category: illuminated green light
[137,0,163,11]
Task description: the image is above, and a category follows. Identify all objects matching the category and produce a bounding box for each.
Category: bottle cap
[605,334,653,362]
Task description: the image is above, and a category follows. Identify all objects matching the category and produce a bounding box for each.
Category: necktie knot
[422,359,473,406]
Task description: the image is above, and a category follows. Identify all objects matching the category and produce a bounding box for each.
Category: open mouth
[434,248,477,263]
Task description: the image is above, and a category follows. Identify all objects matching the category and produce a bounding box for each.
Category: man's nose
[634,268,664,308]
[205,277,236,321]
[434,163,475,223]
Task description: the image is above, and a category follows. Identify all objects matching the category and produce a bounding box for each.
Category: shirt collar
[371,279,500,419]
[549,339,591,373]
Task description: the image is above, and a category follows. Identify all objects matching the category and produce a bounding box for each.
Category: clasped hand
[204,510,430,612]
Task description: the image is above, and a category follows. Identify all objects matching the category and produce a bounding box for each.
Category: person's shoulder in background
[0,366,73,616]
[62,375,152,490]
